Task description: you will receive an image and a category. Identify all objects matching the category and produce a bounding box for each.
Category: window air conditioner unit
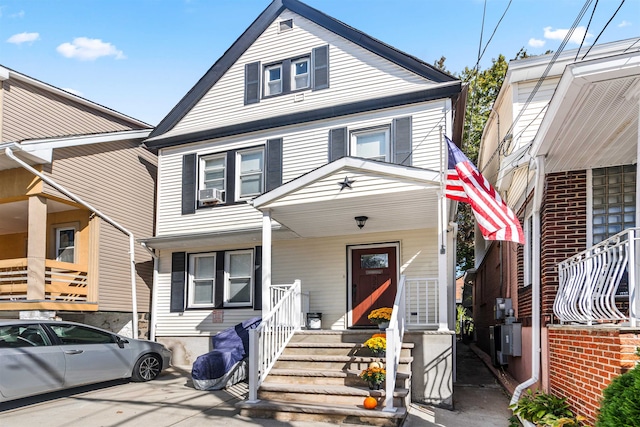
[199,188,223,204]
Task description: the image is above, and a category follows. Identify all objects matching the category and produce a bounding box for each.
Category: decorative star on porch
[338,176,355,191]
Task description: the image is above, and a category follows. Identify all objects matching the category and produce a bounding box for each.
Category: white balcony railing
[383,275,407,413]
[405,277,440,327]
[554,228,639,326]
[248,280,302,402]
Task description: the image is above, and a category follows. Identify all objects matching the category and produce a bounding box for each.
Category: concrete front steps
[237,330,414,427]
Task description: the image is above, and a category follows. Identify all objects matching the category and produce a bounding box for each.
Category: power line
[581,0,627,60]
[479,0,595,173]
[575,0,599,61]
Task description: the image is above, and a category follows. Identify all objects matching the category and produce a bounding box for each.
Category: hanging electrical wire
[575,0,599,61]
[581,0,627,60]
[479,0,595,173]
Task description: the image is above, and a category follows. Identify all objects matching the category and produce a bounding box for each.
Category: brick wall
[541,171,587,322]
[548,326,640,424]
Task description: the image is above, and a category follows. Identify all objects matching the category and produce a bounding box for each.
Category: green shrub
[596,364,640,427]
[510,390,589,426]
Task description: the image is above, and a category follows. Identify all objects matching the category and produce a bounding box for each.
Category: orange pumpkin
[363,396,378,410]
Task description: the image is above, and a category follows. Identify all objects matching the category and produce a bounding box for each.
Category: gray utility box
[500,323,522,357]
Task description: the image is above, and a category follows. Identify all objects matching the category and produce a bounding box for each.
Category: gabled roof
[0,65,151,129]
[148,0,457,142]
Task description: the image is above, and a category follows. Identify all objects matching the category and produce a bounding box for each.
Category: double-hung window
[199,154,226,203]
[265,64,283,96]
[55,227,76,263]
[237,148,264,200]
[292,57,310,90]
[351,127,390,162]
[188,253,216,307]
[224,250,253,306]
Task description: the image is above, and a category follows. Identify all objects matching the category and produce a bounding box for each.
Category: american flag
[445,136,524,244]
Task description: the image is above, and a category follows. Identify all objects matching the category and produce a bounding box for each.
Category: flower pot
[368,382,382,390]
[378,321,390,330]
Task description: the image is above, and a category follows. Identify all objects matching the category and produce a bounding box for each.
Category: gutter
[5,146,139,338]
[140,242,158,341]
[510,155,544,405]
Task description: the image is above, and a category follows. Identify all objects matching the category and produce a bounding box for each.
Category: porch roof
[531,49,640,173]
[252,157,444,238]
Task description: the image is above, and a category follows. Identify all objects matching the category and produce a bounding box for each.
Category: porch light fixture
[355,216,368,229]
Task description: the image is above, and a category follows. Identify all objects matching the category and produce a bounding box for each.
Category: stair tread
[269,367,410,379]
[237,399,408,419]
[278,354,413,363]
[260,382,410,397]
[287,342,415,349]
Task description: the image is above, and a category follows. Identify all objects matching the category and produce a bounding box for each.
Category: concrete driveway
[0,366,339,427]
[0,360,506,427]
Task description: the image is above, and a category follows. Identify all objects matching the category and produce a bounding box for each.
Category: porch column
[438,193,449,331]
[262,209,272,314]
[26,195,47,300]
[633,98,640,327]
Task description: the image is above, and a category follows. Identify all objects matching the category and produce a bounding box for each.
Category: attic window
[279,19,293,33]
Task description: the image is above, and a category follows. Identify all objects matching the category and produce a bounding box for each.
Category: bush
[597,364,640,427]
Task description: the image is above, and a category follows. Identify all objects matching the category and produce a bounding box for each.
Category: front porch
[0,258,97,311]
[0,195,99,313]
[239,277,454,425]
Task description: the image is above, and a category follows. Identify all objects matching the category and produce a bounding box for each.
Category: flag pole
[438,126,448,331]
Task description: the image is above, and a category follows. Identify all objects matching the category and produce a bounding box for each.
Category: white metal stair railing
[248,280,302,402]
[554,228,639,326]
[384,275,407,413]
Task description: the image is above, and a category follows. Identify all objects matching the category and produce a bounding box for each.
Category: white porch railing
[248,280,302,402]
[383,275,407,413]
[554,228,639,326]
[404,277,439,327]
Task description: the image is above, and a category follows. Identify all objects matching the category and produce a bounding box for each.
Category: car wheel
[132,354,161,382]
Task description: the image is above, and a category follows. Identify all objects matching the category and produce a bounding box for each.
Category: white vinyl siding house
[141,0,463,408]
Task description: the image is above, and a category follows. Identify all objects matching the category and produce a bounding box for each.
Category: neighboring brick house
[473,39,640,424]
[0,65,156,338]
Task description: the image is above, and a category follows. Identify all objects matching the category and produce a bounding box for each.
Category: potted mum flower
[367,307,392,329]
[363,334,386,356]
[360,366,386,390]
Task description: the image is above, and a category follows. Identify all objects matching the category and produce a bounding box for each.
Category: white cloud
[10,10,25,18]
[618,20,631,28]
[528,38,546,48]
[543,26,592,45]
[7,32,40,44]
[56,37,126,61]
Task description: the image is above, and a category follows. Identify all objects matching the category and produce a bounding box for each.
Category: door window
[48,324,116,345]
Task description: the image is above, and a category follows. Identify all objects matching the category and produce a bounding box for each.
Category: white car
[0,319,171,402]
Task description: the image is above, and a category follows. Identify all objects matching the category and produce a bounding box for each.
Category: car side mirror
[116,336,129,349]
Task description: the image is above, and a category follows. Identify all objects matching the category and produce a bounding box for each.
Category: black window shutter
[266,138,283,192]
[226,150,236,204]
[392,117,412,166]
[244,62,260,105]
[254,246,262,310]
[170,252,186,312]
[215,252,225,308]
[182,154,197,215]
[282,59,291,94]
[328,127,348,162]
[312,45,329,90]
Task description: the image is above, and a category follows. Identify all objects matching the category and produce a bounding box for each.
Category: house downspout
[510,155,544,405]
[5,146,139,338]
[141,242,158,341]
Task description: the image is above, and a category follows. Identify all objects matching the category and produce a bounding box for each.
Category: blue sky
[1,0,638,126]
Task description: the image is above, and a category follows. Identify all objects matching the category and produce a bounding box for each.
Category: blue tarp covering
[191,316,260,390]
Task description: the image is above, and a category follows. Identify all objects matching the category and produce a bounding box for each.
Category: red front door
[351,246,397,327]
